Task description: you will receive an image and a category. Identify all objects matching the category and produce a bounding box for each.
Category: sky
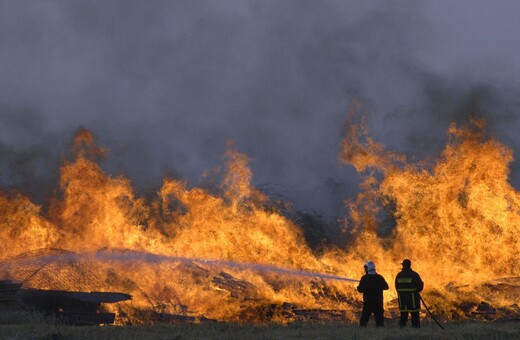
[1,0,520,221]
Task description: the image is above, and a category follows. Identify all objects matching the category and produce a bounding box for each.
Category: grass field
[1,310,520,340]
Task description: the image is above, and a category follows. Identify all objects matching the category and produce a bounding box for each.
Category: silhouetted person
[395,259,424,328]
[357,261,389,327]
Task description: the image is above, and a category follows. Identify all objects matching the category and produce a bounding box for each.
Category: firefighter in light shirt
[357,261,389,327]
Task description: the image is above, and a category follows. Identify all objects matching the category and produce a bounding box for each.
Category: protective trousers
[360,300,384,327]
[397,291,420,328]
[399,311,420,328]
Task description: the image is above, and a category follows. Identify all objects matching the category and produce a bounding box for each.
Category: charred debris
[0,279,130,325]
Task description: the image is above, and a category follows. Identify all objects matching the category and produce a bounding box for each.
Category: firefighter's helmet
[364,261,376,273]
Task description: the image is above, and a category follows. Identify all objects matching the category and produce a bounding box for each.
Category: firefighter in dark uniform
[357,261,389,327]
[395,259,424,328]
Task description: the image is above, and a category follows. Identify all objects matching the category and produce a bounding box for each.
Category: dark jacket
[357,273,389,304]
[395,268,424,312]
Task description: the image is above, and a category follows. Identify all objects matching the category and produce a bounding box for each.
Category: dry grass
[0,310,519,340]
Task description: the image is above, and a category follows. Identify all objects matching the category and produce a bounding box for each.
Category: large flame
[335,104,520,318]
[340,109,520,280]
[1,110,519,323]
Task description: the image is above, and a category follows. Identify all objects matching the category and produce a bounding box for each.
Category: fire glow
[1,109,519,323]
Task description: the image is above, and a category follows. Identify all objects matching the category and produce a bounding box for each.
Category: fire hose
[419,293,444,329]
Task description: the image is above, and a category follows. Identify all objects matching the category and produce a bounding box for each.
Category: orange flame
[0,111,519,323]
[340,109,520,280]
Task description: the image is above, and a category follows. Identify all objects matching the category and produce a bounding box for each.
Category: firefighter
[395,259,424,328]
[357,261,389,327]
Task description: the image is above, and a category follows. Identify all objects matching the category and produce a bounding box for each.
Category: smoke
[1,0,520,220]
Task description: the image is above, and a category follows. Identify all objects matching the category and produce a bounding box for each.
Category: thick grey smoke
[1,0,520,220]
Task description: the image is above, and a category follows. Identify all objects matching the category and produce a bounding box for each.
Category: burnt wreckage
[0,279,131,325]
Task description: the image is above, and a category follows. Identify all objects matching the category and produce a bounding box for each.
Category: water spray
[94,249,360,283]
[2,249,359,287]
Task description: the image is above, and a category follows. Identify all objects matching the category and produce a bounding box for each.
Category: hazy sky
[1,0,520,220]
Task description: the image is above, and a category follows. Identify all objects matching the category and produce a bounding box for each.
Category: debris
[19,288,131,325]
[0,280,22,308]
